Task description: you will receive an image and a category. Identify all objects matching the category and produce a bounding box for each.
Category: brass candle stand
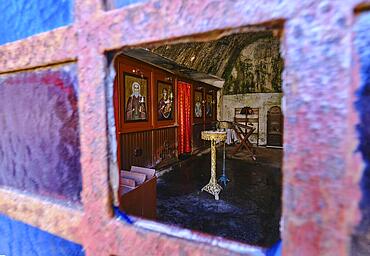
[201,131,227,200]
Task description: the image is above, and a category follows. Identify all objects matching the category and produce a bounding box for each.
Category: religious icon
[157,81,174,120]
[194,90,203,118]
[206,94,213,118]
[124,73,148,122]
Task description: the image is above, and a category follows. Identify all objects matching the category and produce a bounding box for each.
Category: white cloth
[226,128,239,145]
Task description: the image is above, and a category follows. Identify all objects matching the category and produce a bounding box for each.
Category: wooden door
[267,106,283,147]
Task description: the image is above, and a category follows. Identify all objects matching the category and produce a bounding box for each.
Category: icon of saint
[195,96,202,118]
[206,100,212,117]
[126,82,146,120]
[158,87,173,120]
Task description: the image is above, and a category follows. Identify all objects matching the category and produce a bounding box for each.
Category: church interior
[113,29,284,248]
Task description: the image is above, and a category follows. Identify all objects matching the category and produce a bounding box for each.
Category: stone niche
[221,93,282,146]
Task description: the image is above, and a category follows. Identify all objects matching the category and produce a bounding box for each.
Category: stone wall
[223,38,283,94]
[222,93,282,145]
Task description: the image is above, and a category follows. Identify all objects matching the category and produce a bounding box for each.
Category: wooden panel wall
[191,83,218,152]
[192,123,204,149]
[120,127,177,170]
[120,130,153,170]
[153,127,177,167]
[116,54,220,169]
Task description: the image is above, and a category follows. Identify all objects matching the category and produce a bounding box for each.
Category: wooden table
[201,131,227,200]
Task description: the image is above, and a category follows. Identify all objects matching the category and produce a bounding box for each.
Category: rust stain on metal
[0,0,366,255]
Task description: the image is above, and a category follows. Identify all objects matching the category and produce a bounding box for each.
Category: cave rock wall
[223,37,283,94]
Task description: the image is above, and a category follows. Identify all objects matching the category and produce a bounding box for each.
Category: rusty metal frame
[0,0,369,255]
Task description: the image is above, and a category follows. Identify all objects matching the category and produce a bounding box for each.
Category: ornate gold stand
[201,131,227,200]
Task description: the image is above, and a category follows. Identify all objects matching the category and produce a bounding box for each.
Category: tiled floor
[156,146,282,247]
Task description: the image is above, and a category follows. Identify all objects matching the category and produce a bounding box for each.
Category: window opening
[108,28,284,248]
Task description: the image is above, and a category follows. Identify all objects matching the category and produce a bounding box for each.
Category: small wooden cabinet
[267,106,283,147]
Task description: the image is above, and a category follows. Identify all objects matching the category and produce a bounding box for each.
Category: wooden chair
[231,107,258,160]
[234,107,259,145]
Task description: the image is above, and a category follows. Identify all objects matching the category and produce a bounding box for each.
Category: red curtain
[178,81,192,154]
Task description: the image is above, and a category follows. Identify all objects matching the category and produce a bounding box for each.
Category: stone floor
[156,146,282,247]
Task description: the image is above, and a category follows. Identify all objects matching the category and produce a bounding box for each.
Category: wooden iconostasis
[114,54,218,170]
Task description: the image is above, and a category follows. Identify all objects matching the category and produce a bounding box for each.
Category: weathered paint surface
[0,0,368,255]
[222,93,282,145]
[0,26,78,74]
[352,12,370,256]
[0,213,84,256]
[282,2,362,255]
[0,0,73,46]
[0,64,81,203]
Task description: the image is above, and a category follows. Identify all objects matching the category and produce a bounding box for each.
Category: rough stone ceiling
[151,30,278,79]
[122,29,282,90]
[150,30,283,94]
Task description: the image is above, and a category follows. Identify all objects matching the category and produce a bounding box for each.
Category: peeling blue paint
[266,240,282,256]
[0,213,84,256]
[0,0,73,46]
